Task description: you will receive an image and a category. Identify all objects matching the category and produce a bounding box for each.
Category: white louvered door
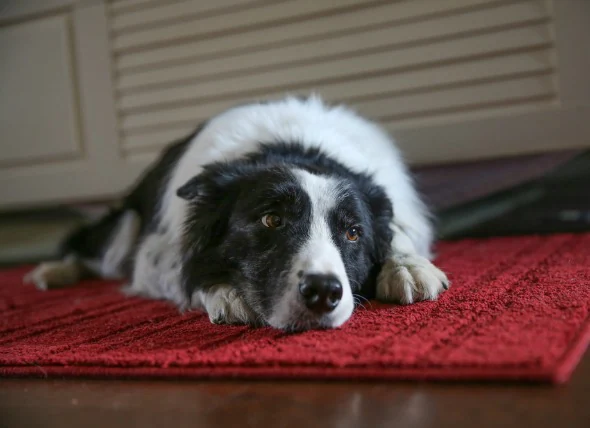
[1,0,589,209]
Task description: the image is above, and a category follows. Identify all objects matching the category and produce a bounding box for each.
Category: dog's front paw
[200,285,259,326]
[377,254,449,304]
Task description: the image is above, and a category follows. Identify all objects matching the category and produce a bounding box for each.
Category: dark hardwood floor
[1,350,588,428]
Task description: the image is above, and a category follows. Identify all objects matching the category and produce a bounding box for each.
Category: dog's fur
[25,96,448,331]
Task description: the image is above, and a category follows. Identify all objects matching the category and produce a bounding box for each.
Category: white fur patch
[267,169,354,329]
[124,233,186,307]
[101,210,140,279]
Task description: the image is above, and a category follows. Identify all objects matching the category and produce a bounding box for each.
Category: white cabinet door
[0,15,81,165]
[0,0,125,210]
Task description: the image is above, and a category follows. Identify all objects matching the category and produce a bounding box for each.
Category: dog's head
[177,146,393,331]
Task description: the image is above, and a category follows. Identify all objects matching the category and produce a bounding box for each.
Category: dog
[25,96,449,331]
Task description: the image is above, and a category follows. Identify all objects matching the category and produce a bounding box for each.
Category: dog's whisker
[352,295,367,311]
[352,293,371,310]
[354,300,367,311]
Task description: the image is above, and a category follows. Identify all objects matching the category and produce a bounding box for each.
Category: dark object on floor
[2,233,589,383]
[438,150,590,238]
[414,149,580,212]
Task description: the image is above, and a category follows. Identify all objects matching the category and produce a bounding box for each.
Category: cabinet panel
[0,14,81,165]
[0,1,124,210]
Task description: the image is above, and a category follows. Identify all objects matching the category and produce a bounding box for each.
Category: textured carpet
[1,234,589,383]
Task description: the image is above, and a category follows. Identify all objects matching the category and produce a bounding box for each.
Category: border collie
[25,96,448,331]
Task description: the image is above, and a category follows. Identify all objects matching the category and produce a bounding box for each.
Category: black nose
[299,274,343,314]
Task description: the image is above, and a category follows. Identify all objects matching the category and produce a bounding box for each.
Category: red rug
[1,233,589,383]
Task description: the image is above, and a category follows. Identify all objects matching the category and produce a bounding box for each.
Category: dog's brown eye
[262,214,282,228]
[346,226,361,242]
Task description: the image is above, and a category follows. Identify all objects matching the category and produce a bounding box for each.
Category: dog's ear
[177,162,255,255]
[178,168,242,299]
[177,162,259,201]
[176,176,203,200]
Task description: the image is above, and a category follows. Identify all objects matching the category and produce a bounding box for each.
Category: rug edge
[0,364,570,384]
[552,315,590,384]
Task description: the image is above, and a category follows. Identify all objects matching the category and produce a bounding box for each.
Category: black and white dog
[25,96,449,331]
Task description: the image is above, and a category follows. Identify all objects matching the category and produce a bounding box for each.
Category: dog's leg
[193,285,259,326]
[376,223,449,304]
[24,256,89,290]
[123,232,188,307]
[101,210,141,279]
[127,234,258,324]
[24,209,141,291]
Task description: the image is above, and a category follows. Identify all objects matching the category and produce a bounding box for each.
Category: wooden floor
[1,350,588,428]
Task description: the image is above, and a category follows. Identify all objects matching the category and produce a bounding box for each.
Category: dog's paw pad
[377,255,449,304]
